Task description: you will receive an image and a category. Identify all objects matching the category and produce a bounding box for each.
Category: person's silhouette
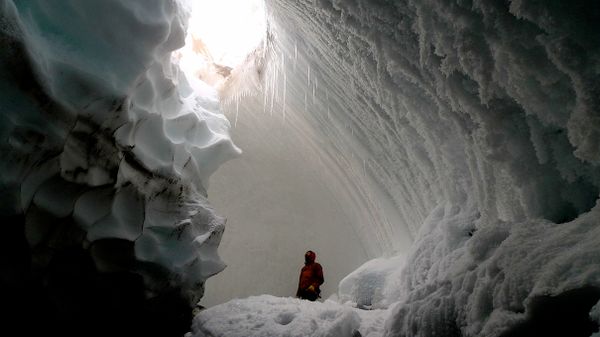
[296,250,324,301]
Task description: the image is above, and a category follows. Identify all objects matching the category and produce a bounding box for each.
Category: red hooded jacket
[296,251,324,299]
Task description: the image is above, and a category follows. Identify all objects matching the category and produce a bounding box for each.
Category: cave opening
[174,0,266,87]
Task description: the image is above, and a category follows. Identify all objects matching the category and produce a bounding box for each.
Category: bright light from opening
[175,0,266,87]
[189,0,266,67]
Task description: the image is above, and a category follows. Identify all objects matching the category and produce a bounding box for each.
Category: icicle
[263,82,268,114]
[312,83,316,103]
[269,72,275,116]
[294,41,298,72]
[326,89,330,119]
[307,64,311,87]
[274,58,280,93]
[283,73,287,122]
[262,33,268,60]
[281,54,286,119]
[267,56,276,117]
[270,83,275,116]
[363,159,367,178]
[235,97,239,128]
[304,92,308,113]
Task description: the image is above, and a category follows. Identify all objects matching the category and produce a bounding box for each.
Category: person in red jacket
[296,250,324,301]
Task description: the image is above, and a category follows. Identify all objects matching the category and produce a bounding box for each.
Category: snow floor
[188,294,390,337]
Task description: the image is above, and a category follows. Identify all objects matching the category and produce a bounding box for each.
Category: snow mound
[338,254,406,310]
[383,202,600,337]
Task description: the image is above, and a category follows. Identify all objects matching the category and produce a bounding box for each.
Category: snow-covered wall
[3,0,600,336]
[0,0,239,335]
[184,0,600,333]
[248,0,600,336]
[265,0,600,243]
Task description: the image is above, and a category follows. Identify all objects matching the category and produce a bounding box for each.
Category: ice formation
[1,0,238,335]
[2,0,600,337]
[337,254,406,310]
[195,0,600,336]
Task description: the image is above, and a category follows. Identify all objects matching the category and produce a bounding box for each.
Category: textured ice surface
[385,202,600,336]
[1,0,239,305]
[196,0,600,335]
[338,254,406,310]
[264,0,600,243]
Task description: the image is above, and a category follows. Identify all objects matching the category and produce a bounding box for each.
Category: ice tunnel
[1,0,600,336]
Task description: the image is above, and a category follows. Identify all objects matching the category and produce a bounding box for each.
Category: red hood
[305,251,316,264]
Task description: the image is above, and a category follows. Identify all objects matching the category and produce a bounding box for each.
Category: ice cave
[1,0,600,336]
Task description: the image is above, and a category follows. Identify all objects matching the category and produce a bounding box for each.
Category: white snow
[385,201,600,336]
[190,294,390,337]
[338,254,406,310]
[2,0,240,304]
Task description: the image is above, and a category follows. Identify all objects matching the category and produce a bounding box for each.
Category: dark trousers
[298,289,319,301]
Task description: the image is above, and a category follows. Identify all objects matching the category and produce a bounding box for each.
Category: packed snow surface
[190,294,389,337]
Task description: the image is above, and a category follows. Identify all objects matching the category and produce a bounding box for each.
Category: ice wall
[254,0,600,336]
[202,92,370,307]
[0,0,239,335]
[265,0,600,242]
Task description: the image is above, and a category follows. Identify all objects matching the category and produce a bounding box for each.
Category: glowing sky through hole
[176,0,266,86]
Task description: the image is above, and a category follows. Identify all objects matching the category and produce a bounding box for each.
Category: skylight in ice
[176,0,266,87]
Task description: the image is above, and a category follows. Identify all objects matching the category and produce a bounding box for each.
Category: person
[296,250,324,301]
